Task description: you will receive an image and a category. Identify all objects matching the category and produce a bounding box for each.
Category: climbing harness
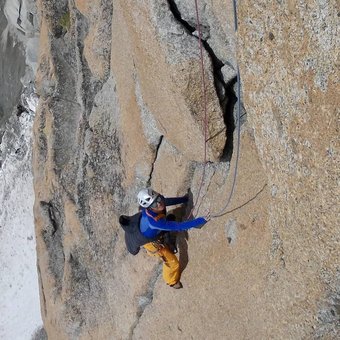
[190,0,242,219]
[145,209,166,221]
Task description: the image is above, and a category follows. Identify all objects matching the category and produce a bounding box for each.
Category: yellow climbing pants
[143,242,180,286]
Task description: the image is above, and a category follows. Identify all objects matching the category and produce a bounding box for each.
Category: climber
[137,188,210,289]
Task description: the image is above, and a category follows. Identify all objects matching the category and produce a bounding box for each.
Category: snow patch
[0,105,42,339]
[0,1,42,337]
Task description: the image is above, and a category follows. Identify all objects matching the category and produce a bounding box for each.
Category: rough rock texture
[33,0,339,339]
[238,1,339,338]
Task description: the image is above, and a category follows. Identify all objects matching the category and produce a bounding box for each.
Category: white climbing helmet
[137,188,159,208]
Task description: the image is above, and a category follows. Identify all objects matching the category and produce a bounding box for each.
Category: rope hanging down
[212,0,242,218]
[211,65,241,218]
[187,0,209,218]
[190,0,242,219]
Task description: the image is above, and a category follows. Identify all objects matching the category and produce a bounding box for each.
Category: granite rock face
[237,1,339,338]
[33,0,339,339]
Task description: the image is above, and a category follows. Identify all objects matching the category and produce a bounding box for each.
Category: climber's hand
[203,210,211,222]
[182,188,191,203]
[195,211,211,229]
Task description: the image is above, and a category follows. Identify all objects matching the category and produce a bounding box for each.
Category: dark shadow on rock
[167,204,190,273]
[168,206,186,221]
[177,231,189,273]
[185,188,194,218]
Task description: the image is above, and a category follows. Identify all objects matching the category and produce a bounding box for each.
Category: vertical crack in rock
[37,265,47,317]
[69,252,91,294]
[63,251,92,335]
[167,0,243,162]
[17,0,23,29]
[40,201,65,294]
[129,264,162,339]
[147,135,164,186]
[47,202,59,235]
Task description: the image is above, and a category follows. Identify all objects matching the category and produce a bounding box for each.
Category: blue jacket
[140,195,206,238]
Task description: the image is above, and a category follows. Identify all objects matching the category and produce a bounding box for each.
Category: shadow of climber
[166,207,190,273]
[177,231,189,273]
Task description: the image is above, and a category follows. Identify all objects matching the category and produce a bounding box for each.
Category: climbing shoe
[170,281,183,289]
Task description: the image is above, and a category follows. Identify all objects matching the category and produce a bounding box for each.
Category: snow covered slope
[0,0,42,339]
[0,98,42,340]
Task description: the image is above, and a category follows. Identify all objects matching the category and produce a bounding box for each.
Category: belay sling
[119,212,157,255]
